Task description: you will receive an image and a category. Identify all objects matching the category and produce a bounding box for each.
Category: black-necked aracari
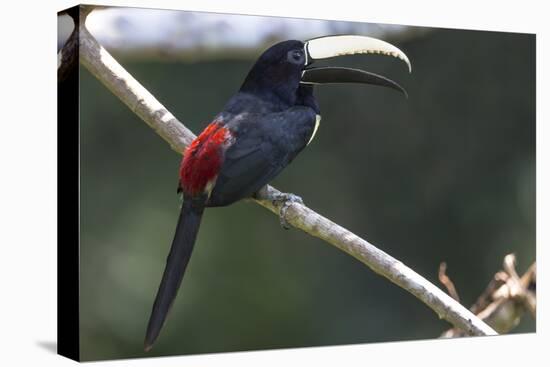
[144,35,411,351]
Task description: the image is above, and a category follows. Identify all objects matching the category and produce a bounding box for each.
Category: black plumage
[145,36,409,351]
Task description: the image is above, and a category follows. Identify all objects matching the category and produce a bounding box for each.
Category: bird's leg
[275,192,303,230]
[252,186,304,229]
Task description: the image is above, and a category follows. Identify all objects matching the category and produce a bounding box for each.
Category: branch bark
[75,7,498,337]
[441,255,536,337]
[57,7,79,82]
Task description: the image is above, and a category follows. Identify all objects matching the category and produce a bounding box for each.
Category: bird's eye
[287,49,304,64]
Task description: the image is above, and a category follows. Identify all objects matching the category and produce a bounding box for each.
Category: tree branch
[441,254,536,337]
[57,7,79,82]
[75,7,497,337]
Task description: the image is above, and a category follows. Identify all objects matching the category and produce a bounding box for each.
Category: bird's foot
[251,186,304,229]
[271,192,304,230]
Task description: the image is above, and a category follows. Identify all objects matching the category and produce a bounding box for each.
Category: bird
[144,35,411,351]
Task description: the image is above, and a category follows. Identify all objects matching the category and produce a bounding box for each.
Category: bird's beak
[301,35,411,97]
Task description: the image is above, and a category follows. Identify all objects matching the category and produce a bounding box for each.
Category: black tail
[144,194,207,351]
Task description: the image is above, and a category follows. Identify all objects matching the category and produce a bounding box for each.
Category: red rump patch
[179,122,232,196]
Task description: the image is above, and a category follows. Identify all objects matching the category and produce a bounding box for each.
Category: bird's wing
[208,108,316,206]
[213,140,282,200]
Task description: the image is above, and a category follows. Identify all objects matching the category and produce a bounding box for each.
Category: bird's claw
[272,192,303,230]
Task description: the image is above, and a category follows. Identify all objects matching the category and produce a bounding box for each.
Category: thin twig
[438,262,460,302]
[441,254,536,337]
[75,6,497,337]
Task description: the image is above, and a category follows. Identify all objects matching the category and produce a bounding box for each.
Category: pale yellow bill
[305,35,412,73]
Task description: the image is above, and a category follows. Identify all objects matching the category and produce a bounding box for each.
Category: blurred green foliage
[78,28,535,361]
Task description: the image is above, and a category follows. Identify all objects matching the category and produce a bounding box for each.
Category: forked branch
[441,254,536,337]
[74,6,497,337]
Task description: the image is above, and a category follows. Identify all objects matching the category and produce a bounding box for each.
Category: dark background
[78,21,535,360]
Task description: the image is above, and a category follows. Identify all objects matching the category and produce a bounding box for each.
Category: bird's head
[240,35,412,109]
